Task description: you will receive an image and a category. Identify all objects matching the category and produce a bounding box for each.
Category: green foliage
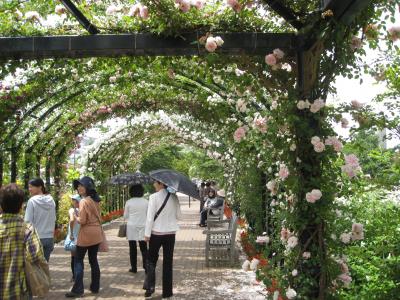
[338,189,400,299]
[233,162,265,233]
[344,129,400,187]
[57,192,73,226]
[66,167,80,183]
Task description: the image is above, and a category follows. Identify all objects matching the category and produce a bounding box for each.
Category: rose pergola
[0,0,398,299]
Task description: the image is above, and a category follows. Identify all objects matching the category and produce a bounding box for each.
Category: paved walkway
[46,196,255,300]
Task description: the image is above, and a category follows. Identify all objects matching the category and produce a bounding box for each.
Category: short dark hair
[129,184,144,197]
[205,182,211,187]
[0,183,25,213]
[28,178,46,194]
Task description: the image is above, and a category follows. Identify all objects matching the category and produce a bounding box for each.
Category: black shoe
[65,291,83,298]
[90,289,99,294]
[162,294,173,298]
[129,268,137,273]
[145,289,154,298]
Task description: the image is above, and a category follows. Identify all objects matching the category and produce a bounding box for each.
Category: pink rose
[214,36,224,46]
[273,48,285,59]
[278,164,289,180]
[280,227,289,242]
[302,252,311,259]
[233,126,246,142]
[388,26,400,41]
[192,0,205,9]
[205,37,218,52]
[128,4,140,16]
[311,136,321,145]
[332,140,343,152]
[352,223,364,240]
[253,116,268,133]
[267,180,277,195]
[226,0,238,7]
[310,99,325,113]
[140,5,149,19]
[341,165,356,178]
[314,141,325,153]
[350,36,363,50]
[340,232,351,244]
[55,5,67,15]
[337,273,352,287]
[226,0,241,12]
[351,100,363,109]
[297,100,307,110]
[265,54,277,66]
[306,189,321,203]
[311,189,322,199]
[345,154,359,167]
[179,0,191,12]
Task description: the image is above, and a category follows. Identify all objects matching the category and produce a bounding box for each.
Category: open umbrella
[149,169,200,200]
[109,172,153,185]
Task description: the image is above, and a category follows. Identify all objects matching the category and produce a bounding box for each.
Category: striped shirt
[0,213,45,300]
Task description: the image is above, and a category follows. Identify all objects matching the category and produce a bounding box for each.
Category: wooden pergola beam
[262,0,304,30]
[0,33,303,60]
[323,0,372,24]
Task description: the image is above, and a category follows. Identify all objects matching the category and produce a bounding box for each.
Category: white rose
[286,287,297,299]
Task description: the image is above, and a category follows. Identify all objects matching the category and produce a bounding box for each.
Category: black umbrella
[149,169,200,200]
[109,172,154,185]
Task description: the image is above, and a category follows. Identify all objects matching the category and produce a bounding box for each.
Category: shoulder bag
[23,225,51,297]
[154,192,171,221]
[118,222,127,238]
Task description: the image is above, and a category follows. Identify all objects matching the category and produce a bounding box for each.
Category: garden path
[46,195,265,300]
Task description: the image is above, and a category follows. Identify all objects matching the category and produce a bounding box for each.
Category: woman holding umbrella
[143,180,182,299]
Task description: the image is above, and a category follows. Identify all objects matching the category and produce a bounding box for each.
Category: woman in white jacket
[123,184,148,273]
[143,181,181,299]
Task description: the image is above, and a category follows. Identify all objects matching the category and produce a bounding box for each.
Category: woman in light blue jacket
[24,178,56,262]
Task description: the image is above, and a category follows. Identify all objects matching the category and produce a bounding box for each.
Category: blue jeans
[40,238,54,262]
[72,244,100,294]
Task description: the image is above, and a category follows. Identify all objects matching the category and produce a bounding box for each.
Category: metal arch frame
[5,68,232,147]
[60,0,99,34]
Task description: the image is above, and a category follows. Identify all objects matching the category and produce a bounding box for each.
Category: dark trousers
[145,234,175,298]
[200,199,205,212]
[70,255,75,279]
[129,240,148,271]
[72,244,100,294]
[200,209,208,225]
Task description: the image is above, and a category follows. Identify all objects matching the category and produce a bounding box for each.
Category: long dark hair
[28,178,46,194]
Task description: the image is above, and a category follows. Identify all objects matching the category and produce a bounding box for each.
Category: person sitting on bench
[199,189,224,227]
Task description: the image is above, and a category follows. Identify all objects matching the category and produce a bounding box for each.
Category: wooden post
[0,151,3,187]
[10,141,18,183]
[35,155,41,177]
[24,151,33,191]
[45,158,51,193]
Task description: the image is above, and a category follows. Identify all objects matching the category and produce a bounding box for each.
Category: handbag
[64,237,76,252]
[23,225,51,297]
[118,223,127,238]
[99,229,109,252]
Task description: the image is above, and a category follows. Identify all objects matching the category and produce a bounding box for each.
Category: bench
[202,214,238,267]
[206,199,224,222]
